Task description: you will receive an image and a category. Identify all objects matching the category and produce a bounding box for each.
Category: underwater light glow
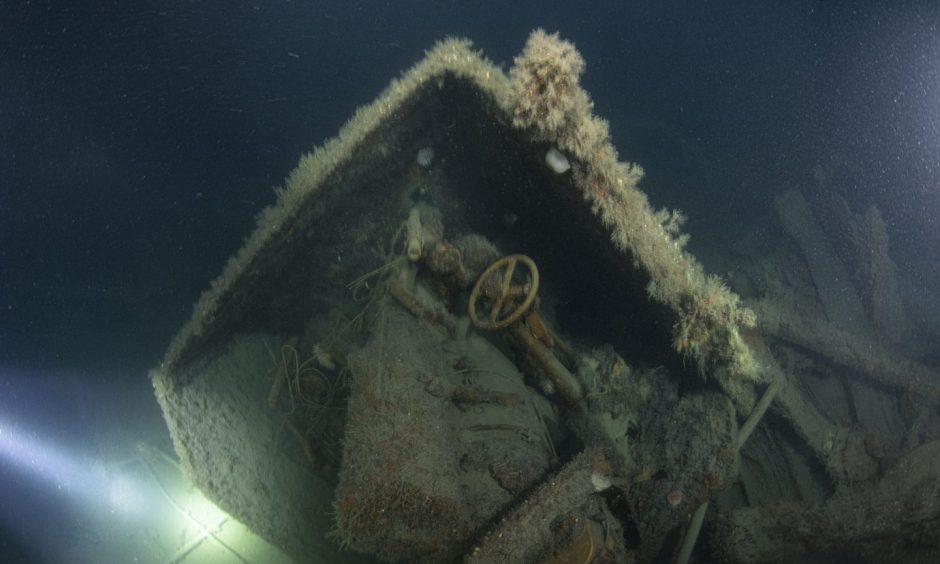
[0,418,258,561]
[0,417,148,517]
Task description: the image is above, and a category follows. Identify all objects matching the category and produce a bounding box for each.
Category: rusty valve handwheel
[469,254,540,331]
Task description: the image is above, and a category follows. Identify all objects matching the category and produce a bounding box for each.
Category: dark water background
[1,1,938,561]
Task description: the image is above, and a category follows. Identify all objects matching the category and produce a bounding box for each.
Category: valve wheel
[469,254,540,331]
